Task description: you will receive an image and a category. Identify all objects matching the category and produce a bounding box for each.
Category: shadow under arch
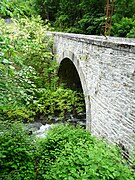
[58,58,83,91]
[57,50,91,130]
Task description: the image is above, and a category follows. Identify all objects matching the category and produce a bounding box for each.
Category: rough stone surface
[51,32,135,156]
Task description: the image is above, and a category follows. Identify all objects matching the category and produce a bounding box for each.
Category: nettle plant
[0,120,36,180]
[36,124,134,180]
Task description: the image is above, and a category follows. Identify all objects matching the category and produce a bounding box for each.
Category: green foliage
[34,0,135,37]
[34,0,59,21]
[34,0,105,35]
[0,0,37,18]
[0,0,12,16]
[65,0,104,34]
[127,16,135,38]
[0,16,57,122]
[127,27,135,38]
[0,18,37,121]
[0,121,36,179]
[108,0,135,37]
[0,122,134,179]
[37,124,134,180]
[114,0,135,19]
[1,0,135,37]
[32,88,85,118]
[78,15,103,35]
[0,17,85,122]
[12,16,56,89]
[4,108,35,122]
[112,17,135,37]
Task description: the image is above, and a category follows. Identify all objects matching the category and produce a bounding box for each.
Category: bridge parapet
[50,32,135,53]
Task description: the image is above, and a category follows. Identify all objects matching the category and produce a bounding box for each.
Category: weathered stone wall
[52,32,135,157]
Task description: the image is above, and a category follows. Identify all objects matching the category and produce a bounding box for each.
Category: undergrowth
[0,121,134,179]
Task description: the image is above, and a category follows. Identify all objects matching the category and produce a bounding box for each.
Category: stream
[25,113,86,138]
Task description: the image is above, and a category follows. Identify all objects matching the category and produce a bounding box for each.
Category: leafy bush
[127,16,135,38]
[1,122,134,179]
[0,16,85,123]
[15,16,57,89]
[37,124,134,180]
[0,121,36,179]
[78,15,103,35]
[112,17,135,37]
[32,87,85,119]
[0,18,39,121]
[0,0,36,18]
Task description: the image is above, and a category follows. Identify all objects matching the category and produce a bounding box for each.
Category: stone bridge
[51,32,135,156]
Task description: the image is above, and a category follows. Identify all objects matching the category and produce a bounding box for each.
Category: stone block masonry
[51,32,135,159]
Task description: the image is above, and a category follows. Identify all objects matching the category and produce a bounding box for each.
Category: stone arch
[57,50,91,130]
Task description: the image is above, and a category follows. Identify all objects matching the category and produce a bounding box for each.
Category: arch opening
[58,58,86,124]
[58,58,82,91]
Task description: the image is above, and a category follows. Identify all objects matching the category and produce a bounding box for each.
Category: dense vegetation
[1,122,135,179]
[0,0,135,37]
[34,0,135,37]
[0,17,85,122]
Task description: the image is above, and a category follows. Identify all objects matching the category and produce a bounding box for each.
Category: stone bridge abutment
[51,32,135,156]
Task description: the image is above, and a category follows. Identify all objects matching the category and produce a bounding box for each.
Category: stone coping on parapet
[47,31,135,53]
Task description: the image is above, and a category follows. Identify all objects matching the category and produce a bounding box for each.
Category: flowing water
[25,113,86,138]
